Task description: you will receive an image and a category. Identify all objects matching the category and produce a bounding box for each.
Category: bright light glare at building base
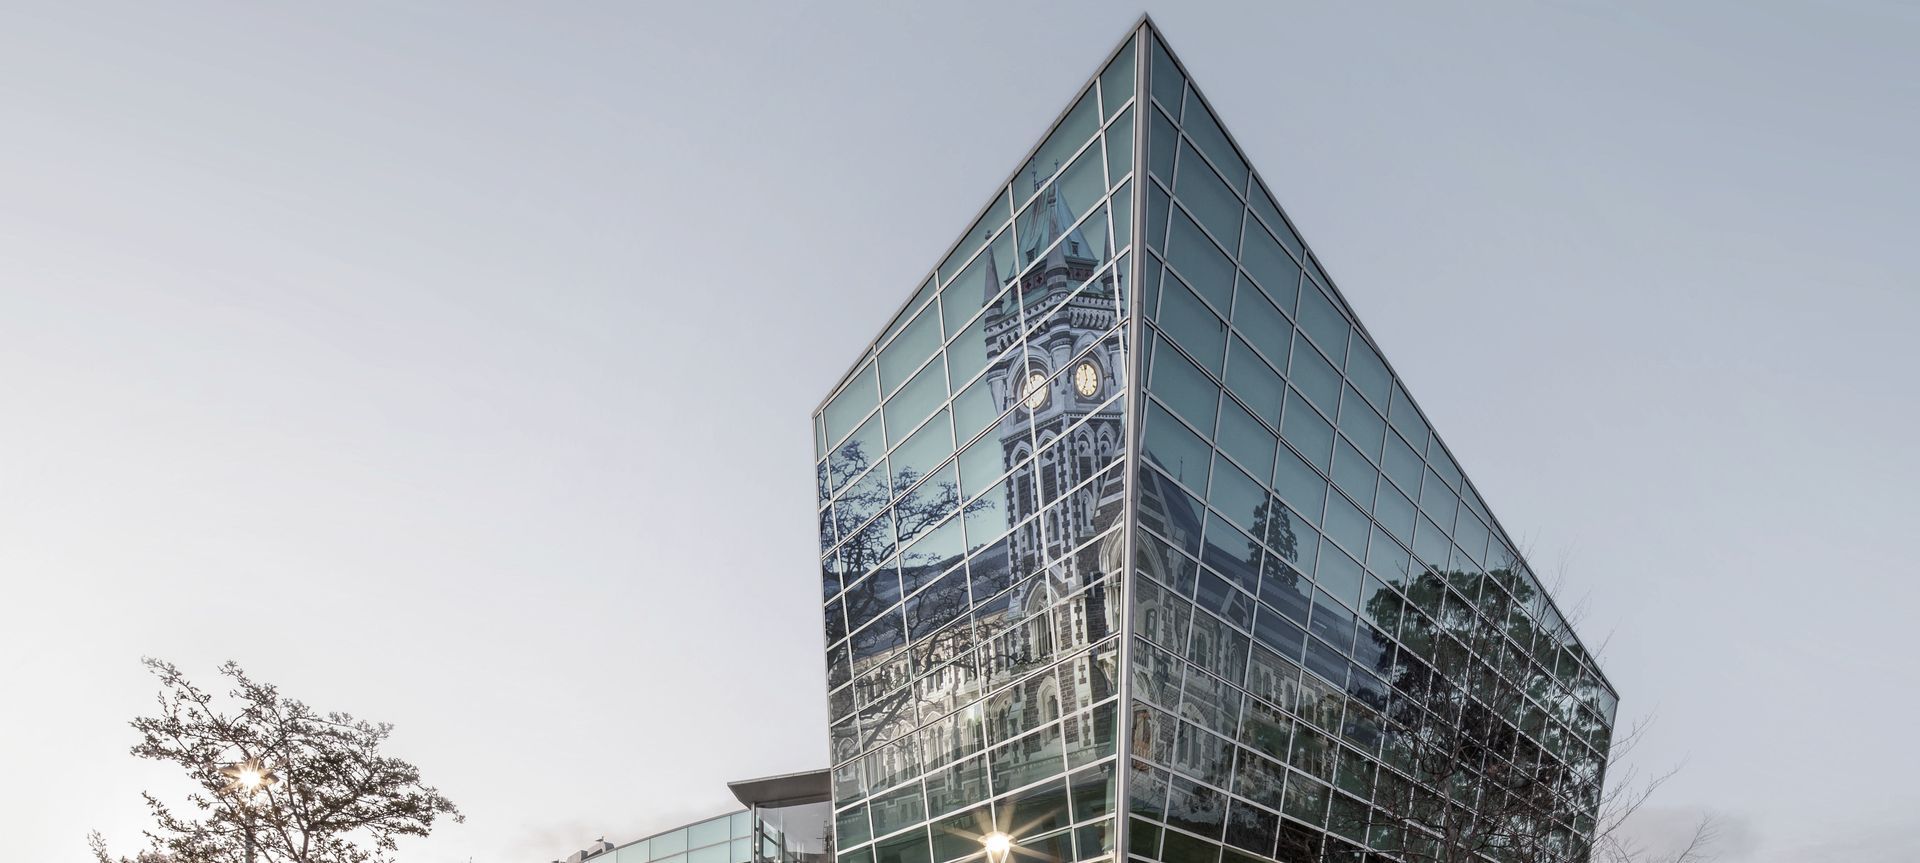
[983,831,1013,863]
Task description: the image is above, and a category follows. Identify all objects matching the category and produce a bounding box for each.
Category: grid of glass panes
[1123,31,1619,863]
[608,812,753,863]
[812,35,1142,863]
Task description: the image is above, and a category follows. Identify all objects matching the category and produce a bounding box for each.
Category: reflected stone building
[814,18,1619,863]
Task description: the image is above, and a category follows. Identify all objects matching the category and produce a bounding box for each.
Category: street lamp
[982,831,1013,863]
[219,758,278,863]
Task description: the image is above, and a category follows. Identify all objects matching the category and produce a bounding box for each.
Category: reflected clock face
[1021,371,1049,410]
[1074,361,1100,397]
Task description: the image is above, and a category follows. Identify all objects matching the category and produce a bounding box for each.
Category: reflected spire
[1020,162,1094,277]
[981,234,1002,304]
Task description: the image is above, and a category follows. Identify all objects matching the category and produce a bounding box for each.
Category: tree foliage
[93,658,462,863]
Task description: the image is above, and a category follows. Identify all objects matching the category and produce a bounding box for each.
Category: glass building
[551,771,833,863]
[812,18,1619,863]
[553,811,753,863]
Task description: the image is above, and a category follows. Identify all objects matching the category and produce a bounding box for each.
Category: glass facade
[815,19,1618,863]
[588,812,754,863]
[556,774,835,863]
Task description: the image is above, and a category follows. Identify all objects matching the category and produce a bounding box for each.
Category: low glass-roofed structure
[549,771,833,863]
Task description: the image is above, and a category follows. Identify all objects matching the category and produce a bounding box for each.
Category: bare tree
[92,658,462,863]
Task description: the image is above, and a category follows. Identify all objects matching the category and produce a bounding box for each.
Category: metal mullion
[1098,22,1151,863]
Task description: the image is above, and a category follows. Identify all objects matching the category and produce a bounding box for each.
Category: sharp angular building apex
[813,20,1619,863]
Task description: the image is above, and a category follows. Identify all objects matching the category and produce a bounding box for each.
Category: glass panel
[1100,37,1136,120]
[831,413,886,494]
[1329,438,1377,507]
[1215,397,1276,483]
[938,189,1012,287]
[1143,400,1211,488]
[1248,181,1304,263]
[880,305,942,395]
[1148,105,1178,184]
[1387,381,1429,446]
[1272,443,1326,522]
[1239,218,1300,317]
[1336,387,1386,460]
[1146,179,1171,251]
[1017,148,1107,279]
[1296,281,1350,366]
[1175,140,1243,256]
[1208,455,1266,537]
[1149,335,1219,434]
[1288,334,1341,416]
[689,814,729,848]
[1149,34,1184,118]
[826,361,880,448]
[940,230,1015,341]
[1016,87,1099,213]
[654,829,689,857]
[950,375,1000,445]
[1222,336,1283,429]
[1344,338,1390,407]
[885,361,948,448]
[1106,108,1134,188]
[1230,275,1291,373]
[1164,207,1234,312]
[1281,388,1334,472]
[1156,274,1227,375]
[1180,96,1249,193]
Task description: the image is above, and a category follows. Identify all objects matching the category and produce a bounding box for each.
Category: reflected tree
[1349,562,1711,863]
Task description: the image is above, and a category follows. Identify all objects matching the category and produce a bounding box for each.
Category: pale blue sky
[3,3,1916,862]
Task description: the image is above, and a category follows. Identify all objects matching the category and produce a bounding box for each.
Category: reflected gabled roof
[1019,171,1095,272]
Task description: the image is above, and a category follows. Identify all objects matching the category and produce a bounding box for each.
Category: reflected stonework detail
[814,19,1614,863]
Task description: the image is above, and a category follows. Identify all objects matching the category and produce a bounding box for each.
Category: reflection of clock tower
[979,169,1126,678]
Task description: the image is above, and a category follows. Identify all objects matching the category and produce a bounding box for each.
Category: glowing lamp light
[982,831,1013,863]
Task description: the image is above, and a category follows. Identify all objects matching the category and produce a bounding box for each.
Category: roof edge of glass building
[812,18,1152,417]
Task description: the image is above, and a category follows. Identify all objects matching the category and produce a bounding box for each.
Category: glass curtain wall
[1126,26,1617,863]
[812,29,1142,863]
[756,799,835,863]
[607,812,754,863]
[815,18,1618,863]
